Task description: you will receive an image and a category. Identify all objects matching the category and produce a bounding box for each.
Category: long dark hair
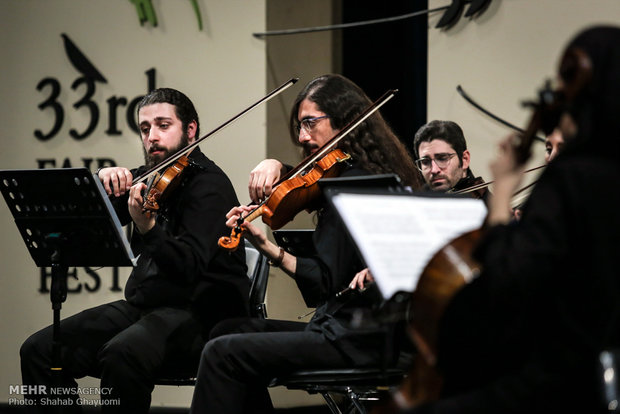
[288,74,422,189]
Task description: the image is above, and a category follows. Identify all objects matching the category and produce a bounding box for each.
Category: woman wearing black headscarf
[401,26,620,414]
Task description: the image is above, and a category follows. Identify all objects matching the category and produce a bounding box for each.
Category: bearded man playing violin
[21,88,249,413]
[189,74,422,414]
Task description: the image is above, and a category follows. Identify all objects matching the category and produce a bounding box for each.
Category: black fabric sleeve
[139,171,237,284]
[472,164,571,313]
[412,158,608,413]
[293,167,368,307]
[294,204,360,307]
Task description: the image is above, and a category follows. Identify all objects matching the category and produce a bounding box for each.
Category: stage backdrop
[0,0,266,408]
[427,0,620,204]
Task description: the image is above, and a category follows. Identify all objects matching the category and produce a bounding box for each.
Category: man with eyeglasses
[413,120,488,200]
[189,74,422,414]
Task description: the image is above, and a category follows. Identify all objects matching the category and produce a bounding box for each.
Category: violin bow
[132,77,299,185]
[452,164,546,195]
[277,89,399,184]
[456,85,546,144]
[222,89,400,250]
[512,179,538,198]
[237,89,399,219]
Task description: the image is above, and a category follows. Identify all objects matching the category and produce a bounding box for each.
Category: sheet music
[331,193,487,299]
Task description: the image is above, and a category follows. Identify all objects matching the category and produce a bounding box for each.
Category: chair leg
[321,392,344,414]
[346,388,367,414]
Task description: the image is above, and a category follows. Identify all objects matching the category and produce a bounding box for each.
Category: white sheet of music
[330,193,487,299]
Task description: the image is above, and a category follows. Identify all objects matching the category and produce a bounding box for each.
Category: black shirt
[111,148,249,313]
[295,165,396,366]
[410,152,620,413]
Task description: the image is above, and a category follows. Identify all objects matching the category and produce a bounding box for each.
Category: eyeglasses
[294,115,329,135]
[415,153,457,171]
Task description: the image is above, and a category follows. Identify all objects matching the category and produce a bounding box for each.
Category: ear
[186,120,198,142]
[461,149,471,172]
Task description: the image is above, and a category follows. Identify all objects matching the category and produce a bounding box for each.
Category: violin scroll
[218,204,267,251]
[516,46,593,165]
[217,226,244,251]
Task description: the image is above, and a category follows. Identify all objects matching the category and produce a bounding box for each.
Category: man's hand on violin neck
[97,167,133,197]
[128,183,156,234]
[225,205,266,247]
[248,159,285,202]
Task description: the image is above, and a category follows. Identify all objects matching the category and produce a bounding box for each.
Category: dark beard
[144,133,190,169]
[302,143,319,157]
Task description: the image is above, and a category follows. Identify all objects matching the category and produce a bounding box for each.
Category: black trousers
[20,300,205,414]
[189,317,363,414]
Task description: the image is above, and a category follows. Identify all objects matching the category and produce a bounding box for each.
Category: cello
[373,46,593,412]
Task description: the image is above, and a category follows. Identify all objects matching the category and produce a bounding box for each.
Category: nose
[146,129,160,145]
[548,149,558,162]
[298,127,311,144]
[429,159,442,174]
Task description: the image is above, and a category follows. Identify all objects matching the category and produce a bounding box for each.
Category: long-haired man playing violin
[20,88,248,413]
[189,74,422,414]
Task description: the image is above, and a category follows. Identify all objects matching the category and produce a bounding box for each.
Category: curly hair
[288,74,422,189]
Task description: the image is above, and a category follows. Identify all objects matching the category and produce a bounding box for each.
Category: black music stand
[0,168,136,388]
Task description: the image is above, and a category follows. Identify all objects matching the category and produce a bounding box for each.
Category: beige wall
[262,0,340,407]
[427,0,620,203]
[0,0,265,408]
[3,0,619,410]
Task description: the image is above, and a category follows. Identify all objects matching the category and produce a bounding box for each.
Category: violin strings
[453,164,546,195]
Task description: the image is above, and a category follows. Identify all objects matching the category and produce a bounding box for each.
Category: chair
[157,236,407,414]
[269,367,407,414]
[244,239,270,319]
[267,230,408,414]
[153,239,270,386]
[599,349,620,412]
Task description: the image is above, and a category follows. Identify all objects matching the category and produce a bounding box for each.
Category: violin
[130,78,299,213]
[448,175,489,200]
[218,89,399,251]
[451,164,547,200]
[219,149,351,250]
[142,154,192,212]
[372,47,593,413]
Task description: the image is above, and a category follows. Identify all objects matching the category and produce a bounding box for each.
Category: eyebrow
[139,116,174,126]
[420,152,451,158]
[299,115,321,122]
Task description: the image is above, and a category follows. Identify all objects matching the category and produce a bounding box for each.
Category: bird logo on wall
[61,34,107,84]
